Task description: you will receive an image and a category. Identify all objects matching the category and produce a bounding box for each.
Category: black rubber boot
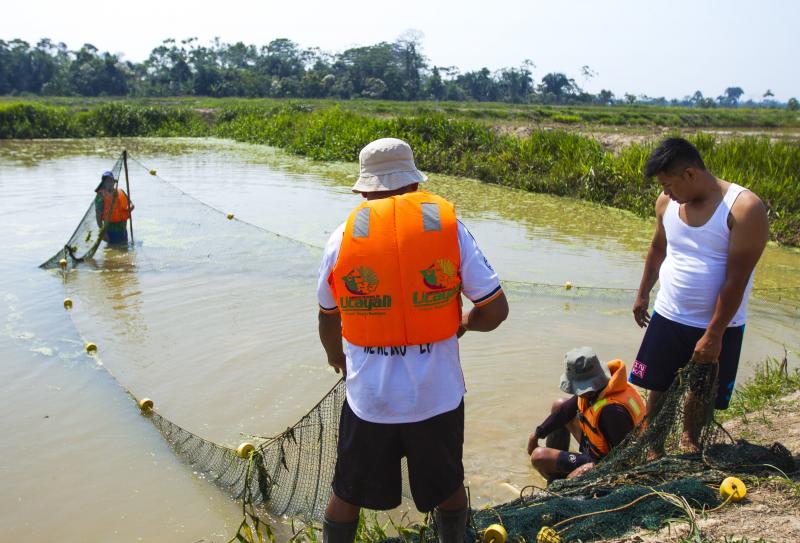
[322,517,358,543]
[434,506,468,543]
[545,427,570,451]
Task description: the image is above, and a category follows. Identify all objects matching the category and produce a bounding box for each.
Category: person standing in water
[94,170,133,245]
[631,137,768,452]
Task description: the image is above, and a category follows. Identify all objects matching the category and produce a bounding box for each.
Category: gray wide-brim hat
[559,346,611,395]
[352,137,428,193]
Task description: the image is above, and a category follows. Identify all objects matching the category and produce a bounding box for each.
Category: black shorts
[332,399,464,512]
[630,311,744,409]
[555,450,595,474]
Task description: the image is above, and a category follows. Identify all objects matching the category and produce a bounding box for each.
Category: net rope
[40,151,799,542]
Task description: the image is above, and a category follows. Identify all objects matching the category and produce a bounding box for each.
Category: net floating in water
[41,152,799,542]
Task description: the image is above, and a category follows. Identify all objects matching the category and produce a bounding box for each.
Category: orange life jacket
[101,189,130,223]
[330,191,462,347]
[577,360,646,458]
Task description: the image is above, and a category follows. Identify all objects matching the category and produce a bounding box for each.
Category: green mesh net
[147,380,345,520]
[391,363,797,543]
[40,154,126,270]
[41,151,798,543]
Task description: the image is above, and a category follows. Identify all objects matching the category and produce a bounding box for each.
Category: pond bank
[2,101,799,245]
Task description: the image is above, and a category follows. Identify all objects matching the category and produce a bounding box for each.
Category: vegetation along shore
[1,99,799,246]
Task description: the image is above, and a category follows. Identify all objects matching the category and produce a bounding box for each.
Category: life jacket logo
[414,259,460,308]
[339,266,391,313]
[342,266,379,295]
[420,259,460,290]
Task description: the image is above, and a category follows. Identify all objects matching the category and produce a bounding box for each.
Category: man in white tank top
[630,137,769,453]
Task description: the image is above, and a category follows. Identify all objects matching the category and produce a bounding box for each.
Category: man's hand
[566,462,594,479]
[633,194,668,328]
[692,331,722,364]
[632,294,651,328]
[328,352,346,376]
[526,432,539,456]
[319,310,346,377]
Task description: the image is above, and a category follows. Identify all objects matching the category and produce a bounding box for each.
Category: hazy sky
[4,0,798,101]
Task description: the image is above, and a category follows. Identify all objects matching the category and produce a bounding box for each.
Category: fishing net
[40,154,126,270]
[42,151,396,532]
[385,362,797,543]
[41,150,799,542]
[147,380,346,521]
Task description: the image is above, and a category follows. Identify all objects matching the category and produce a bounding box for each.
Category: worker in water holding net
[631,137,769,454]
[316,138,509,543]
[527,348,646,482]
[94,170,133,245]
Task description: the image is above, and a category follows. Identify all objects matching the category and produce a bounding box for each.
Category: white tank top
[654,183,753,328]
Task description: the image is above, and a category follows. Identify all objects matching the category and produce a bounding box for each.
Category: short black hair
[643,137,706,178]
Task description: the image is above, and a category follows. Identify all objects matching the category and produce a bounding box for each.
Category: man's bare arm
[693,191,769,362]
[633,193,670,327]
[318,310,346,374]
[460,291,509,334]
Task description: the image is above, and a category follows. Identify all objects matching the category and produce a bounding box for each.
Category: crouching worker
[526,347,646,481]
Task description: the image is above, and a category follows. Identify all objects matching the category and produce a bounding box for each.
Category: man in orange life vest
[94,170,133,245]
[317,138,509,543]
[526,348,645,481]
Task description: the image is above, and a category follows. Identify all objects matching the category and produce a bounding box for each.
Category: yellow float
[564,281,573,290]
[138,398,154,412]
[537,526,560,543]
[149,169,157,176]
[483,524,507,543]
[720,476,747,502]
[59,258,67,269]
[237,442,256,459]
[63,298,73,309]
[227,213,235,220]
[85,342,97,354]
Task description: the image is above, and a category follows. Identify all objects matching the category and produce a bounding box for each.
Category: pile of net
[392,362,796,543]
[41,151,798,543]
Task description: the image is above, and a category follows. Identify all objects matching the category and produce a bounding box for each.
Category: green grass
[719,356,800,423]
[2,100,800,245]
[3,95,800,129]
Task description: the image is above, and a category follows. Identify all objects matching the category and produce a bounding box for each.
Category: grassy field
[1,99,799,245]
[3,95,800,129]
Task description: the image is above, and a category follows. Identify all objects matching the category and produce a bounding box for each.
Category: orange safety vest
[102,189,130,223]
[330,191,462,347]
[577,360,646,458]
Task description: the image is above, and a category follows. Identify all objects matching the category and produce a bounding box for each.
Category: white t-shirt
[317,219,502,424]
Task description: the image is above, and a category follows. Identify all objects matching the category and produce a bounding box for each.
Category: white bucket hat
[352,138,428,193]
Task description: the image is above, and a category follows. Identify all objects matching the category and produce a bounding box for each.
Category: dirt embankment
[614,391,800,543]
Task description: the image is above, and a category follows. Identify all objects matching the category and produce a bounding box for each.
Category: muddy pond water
[1,138,798,542]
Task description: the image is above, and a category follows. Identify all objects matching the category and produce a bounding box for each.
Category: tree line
[1,36,797,109]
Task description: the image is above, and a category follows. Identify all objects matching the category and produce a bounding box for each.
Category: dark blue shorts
[105,228,128,245]
[555,450,594,475]
[629,312,744,409]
